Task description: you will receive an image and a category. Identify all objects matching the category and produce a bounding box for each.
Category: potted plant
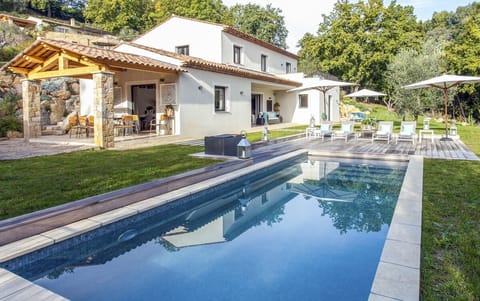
[273,102,280,112]
[362,117,376,130]
[164,104,174,117]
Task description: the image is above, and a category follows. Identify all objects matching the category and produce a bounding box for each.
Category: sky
[222,0,475,53]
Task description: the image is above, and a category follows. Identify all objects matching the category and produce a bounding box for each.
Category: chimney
[70,18,75,26]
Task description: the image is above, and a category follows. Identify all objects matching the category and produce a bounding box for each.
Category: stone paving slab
[369,155,423,301]
[0,138,93,160]
[0,235,54,263]
[0,269,67,301]
[41,219,101,243]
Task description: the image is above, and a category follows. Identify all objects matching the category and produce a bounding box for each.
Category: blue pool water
[2,156,406,301]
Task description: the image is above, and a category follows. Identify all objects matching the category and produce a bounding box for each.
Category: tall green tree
[84,0,155,34]
[444,2,480,121]
[298,0,422,90]
[228,3,288,49]
[386,40,443,119]
[445,3,480,78]
[28,0,85,21]
[149,0,228,24]
[0,0,28,12]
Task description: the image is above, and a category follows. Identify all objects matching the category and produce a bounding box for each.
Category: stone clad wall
[93,72,114,148]
[21,80,41,139]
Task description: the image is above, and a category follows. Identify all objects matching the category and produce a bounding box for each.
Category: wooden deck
[252,135,479,161]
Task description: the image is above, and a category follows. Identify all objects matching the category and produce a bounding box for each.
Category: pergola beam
[27,66,102,80]
[23,55,45,64]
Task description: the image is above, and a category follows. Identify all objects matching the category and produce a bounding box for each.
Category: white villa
[3,16,342,148]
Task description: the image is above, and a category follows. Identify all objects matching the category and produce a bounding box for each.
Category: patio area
[0,127,478,161]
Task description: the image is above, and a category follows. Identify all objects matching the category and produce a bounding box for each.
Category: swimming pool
[1,156,406,300]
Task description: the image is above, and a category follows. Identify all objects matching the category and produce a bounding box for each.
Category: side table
[419,129,434,143]
[305,127,316,139]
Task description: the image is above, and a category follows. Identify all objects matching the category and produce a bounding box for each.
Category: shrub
[0,116,22,137]
[0,92,22,137]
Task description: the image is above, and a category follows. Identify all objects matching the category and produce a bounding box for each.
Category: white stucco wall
[278,88,341,125]
[177,69,251,137]
[133,17,223,63]
[79,79,94,116]
[221,32,297,74]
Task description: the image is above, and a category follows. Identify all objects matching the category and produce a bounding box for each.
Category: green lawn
[422,159,480,300]
[0,144,221,220]
[421,122,480,300]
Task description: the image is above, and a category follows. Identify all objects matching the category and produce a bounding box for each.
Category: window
[215,86,226,111]
[54,27,69,33]
[266,99,273,112]
[286,62,292,73]
[299,94,308,108]
[261,54,267,72]
[175,45,189,55]
[233,45,242,64]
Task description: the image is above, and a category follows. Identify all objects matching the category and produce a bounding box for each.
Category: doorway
[251,94,262,124]
[131,83,156,130]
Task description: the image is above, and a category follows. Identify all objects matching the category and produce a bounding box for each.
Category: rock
[70,82,80,94]
[49,99,66,124]
[52,89,71,100]
[7,131,22,139]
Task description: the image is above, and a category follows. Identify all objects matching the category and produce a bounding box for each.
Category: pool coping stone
[369,155,423,301]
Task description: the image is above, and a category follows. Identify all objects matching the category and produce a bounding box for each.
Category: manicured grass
[422,159,480,300]
[0,144,221,221]
[246,127,304,142]
[457,124,480,156]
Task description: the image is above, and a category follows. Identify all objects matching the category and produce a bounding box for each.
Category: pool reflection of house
[287,160,358,203]
[161,166,299,248]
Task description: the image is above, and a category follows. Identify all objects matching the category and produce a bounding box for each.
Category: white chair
[331,123,356,142]
[372,121,394,144]
[314,123,333,141]
[396,121,417,144]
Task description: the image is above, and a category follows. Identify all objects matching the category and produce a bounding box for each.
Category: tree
[444,2,480,122]
[228,3,288,49]
[29,0,60,18]
[0,0,28,12]
[84,0,155,34]
[386,40,443,120]
[298,0,423,90]
[27,0,86,21]
[149,0,228,25]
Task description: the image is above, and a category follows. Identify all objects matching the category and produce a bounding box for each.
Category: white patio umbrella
[288,79,355,120]
[403,74,480,141]
[344,88,386,98]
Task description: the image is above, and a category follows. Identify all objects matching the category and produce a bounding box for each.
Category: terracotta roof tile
[41,39,182,71]
[1,38,183,74]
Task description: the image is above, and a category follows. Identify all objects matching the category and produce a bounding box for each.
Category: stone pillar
[21,79,42,142]
[92,71,114,148]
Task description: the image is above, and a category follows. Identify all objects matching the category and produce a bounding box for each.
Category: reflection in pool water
[2,158,406,301]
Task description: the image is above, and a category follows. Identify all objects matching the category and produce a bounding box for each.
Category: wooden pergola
[2,38,182,148]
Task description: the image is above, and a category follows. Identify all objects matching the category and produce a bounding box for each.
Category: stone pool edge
[369,155,423,301]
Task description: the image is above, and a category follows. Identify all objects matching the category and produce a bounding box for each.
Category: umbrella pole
[321,90,327,121]
[441,88,452,141]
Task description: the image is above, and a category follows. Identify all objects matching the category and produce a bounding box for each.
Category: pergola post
[92,71,114,148]
[21,79,41,142]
